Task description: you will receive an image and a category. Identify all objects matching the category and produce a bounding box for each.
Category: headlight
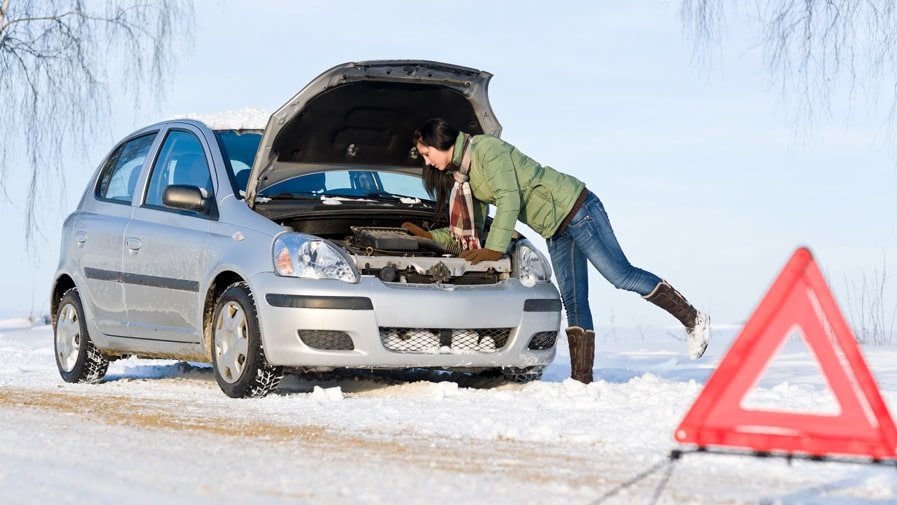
[515,240,552,287]
[273,233,359,283]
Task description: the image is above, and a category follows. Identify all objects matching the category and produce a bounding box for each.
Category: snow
[2,313,896,504]
[168,107,270,130]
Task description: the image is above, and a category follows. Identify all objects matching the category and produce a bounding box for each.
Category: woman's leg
[547,233,595,383]
[547,232,592,330]
[560,192,710,358]
[562,193,660,296]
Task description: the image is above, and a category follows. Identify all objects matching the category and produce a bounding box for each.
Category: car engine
[342,226,510,285]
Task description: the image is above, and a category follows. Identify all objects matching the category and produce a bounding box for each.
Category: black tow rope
[590,447,897,504]
[589,450,681,505]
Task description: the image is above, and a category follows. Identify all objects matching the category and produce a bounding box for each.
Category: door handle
[75,231,87,244]
[126,237,142,251]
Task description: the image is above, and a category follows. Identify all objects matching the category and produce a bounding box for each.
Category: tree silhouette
[680,0,897,130]
[0,0,193,242]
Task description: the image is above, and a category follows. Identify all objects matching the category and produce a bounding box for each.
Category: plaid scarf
[449,134,481,251]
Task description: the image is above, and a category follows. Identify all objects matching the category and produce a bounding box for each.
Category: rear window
[95,132,157,203]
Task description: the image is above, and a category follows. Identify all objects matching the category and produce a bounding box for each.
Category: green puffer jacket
[430,132,586,253]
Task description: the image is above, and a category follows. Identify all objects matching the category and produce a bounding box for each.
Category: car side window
[95,133,157,203]
[144,130,214,212]
[215,130,262,197]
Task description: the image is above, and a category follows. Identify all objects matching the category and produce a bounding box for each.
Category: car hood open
[244,60,501,206]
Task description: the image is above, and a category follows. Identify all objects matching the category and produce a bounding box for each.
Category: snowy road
[2,319,896,504]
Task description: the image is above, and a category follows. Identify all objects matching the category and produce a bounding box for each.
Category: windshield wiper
[258,192,321,200]
[363,191,428,203]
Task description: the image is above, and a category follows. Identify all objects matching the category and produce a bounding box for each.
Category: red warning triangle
[675,247,897,460]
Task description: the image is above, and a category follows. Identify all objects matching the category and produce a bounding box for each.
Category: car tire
[211,282,283,398]
[501,366,544,383]
[54,288,109,384]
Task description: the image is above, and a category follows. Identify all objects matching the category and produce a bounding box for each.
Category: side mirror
[162,184,209,213]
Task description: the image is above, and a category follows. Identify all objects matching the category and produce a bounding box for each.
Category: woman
[402,118,709,384]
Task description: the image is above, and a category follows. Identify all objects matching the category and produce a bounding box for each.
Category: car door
[123,126,215,344]
[72,132,157,338]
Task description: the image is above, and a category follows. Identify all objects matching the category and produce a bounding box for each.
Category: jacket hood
[244,60,501,206]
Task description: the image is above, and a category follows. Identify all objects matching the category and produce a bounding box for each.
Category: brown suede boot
[643,280,710,359]
[566,326,595,384]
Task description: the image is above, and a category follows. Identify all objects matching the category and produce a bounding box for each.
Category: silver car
[52,60,562,398]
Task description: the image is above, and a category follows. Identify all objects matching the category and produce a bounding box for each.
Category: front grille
[299,330,354,350]
[527,331,558,350]
[380,327,511,353]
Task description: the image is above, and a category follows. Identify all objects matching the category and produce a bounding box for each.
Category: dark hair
[413,118,458,217]
[413,118,458,151]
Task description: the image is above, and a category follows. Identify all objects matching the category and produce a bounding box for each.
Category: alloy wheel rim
[215,301,249,384]
[55,303,81,372]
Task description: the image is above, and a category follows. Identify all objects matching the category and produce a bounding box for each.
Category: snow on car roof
[168,107,269,131]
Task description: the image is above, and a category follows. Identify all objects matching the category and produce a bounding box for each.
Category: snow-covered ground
[1,310,895,504]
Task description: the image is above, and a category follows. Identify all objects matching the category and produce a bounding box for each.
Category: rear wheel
[54,288,109,384]
[211,282,283,398]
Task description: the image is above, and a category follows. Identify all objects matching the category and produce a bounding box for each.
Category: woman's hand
[401,222,433,239]
[459,248,502,264]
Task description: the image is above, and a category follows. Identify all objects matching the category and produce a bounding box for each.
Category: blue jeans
[546,191,661,330]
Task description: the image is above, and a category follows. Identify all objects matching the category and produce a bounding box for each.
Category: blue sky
[4,1,896,332]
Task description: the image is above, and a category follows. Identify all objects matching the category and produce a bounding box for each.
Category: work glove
[401,222,432,239]
[460,248,502,265]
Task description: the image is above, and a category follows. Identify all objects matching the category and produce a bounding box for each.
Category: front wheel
[501,366,544,383]
[54,288,109,384]
[211,282,283,398]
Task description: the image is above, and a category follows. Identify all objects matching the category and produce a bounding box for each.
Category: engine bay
[343,226,511,285]
[263,207,514,285]
[343,226,459,257]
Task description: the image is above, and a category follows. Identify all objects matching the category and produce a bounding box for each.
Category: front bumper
[249,272,562,370]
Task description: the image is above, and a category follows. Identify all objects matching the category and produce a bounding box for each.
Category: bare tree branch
[680,0,897,134]
[0,0,194,245]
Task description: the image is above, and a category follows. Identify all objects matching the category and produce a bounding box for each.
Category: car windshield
[258,170,432,201]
